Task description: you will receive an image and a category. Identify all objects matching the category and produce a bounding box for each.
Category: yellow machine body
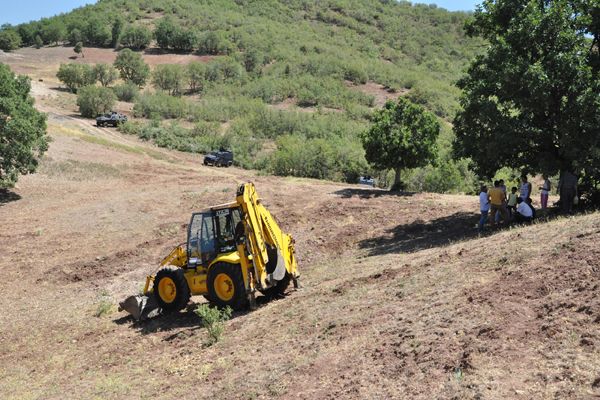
[132,182,299,315]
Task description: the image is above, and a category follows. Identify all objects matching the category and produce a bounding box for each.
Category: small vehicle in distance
[359,175,375,187]
[204,149,234,167]
[96,111,128,127]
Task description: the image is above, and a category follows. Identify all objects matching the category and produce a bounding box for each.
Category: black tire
[153,266,190,312]
[259,271,292,299]
[97,122,103,127]
[227,161,233,167]
[207,262,247,310]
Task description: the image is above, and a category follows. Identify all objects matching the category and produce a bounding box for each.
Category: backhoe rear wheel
[207,262,247,310]
[153,266,190,313]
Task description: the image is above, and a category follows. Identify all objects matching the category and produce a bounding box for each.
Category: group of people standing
[478,175,551,232]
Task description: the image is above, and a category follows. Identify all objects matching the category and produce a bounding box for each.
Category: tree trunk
[391,167,402,191]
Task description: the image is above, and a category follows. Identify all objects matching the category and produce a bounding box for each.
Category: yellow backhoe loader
[119,182,300,320]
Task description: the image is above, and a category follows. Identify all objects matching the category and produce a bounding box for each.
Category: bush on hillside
[152,64,185,95]
[112,82,139,102]
[0,29,22,51]
[77,85,116,118]
[119,25,152,50]
[57,63,96,93]
[133,93,190,119]
[93,63,118,87]
[114,48,150,86]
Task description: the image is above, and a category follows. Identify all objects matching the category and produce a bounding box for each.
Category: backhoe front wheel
[207,263,247,310]
[153,266,190,313]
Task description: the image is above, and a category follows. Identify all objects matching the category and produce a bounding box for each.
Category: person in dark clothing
[558,170,578,214]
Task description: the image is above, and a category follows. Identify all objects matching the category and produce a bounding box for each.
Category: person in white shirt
[514,197,533,223]
[539,175,551,209]
[520,175,532,201]
[479,185,490,232]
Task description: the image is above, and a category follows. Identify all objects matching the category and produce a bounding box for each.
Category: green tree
[74,42,84,58]
[171,29,197,52]
[0,29,22,51]
[93,63,118,87]
[361,98,440,190]
[69,28,82,45]
[56,63,96,93]
[17,24,37,46]
[113,48,150,86]
[154,17,177,50]
[186,61,206,93]
[40,21,66,45]
[453,0,600,202]
[111,17,124,48]
[152,64,185,95]
[34,35,43,49]
[84,17,111,47]
[119,25,152,50]
[76,85,116,118]
[0,64,48,187]
[243,49,262,73]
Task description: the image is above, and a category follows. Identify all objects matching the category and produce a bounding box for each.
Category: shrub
[112,82,139,102]
[114,48,150,86]
[77,85,117,118]
[0,29,22,51]
[186,62,206,93]
[83,17,111,47]
[119,25,152,50]
[40,21,66,45]
[93,63,118,87]
[194,304,232,345]
[57,63,96,93]
[152,64,185,95]
[117,120,143,135]
[133,93,190,119]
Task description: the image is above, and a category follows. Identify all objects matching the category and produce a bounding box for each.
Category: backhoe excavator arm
[236,183,299,290]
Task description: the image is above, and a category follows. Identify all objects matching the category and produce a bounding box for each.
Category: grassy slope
[9,0,482,188]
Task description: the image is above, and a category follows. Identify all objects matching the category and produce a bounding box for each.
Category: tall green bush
[77,86,116,118]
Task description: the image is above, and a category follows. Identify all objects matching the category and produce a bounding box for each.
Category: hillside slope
[2,0,481,190]
[1,99,599,399]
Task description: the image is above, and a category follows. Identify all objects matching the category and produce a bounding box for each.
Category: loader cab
[187,205,242,268]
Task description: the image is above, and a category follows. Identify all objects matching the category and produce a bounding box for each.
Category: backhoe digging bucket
[118,294,160,321]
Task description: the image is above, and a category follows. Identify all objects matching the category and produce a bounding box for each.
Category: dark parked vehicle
[204,149,234,167]
[96,111,128,127]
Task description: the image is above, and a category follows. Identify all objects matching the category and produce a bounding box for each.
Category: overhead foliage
[454,0,600,198]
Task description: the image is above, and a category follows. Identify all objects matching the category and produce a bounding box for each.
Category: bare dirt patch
[348,81,409,107]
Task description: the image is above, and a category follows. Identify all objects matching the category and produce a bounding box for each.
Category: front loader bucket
[118,294,160,321]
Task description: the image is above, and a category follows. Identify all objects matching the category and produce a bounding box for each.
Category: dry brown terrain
[1,48,600,400]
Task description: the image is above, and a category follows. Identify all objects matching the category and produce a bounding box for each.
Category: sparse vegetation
[194,304,232,345]
[95,290,114,317]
